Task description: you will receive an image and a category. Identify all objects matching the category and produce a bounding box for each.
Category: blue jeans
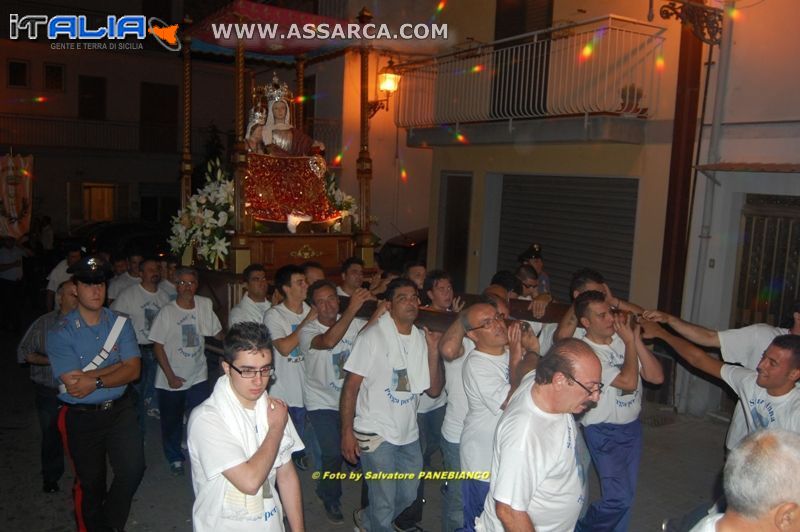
[395,405,447,527]
[576,420,643,532]
[307,409,343,505]
[460,479,490,531]
[158,381,209,464]
[133,344,158,435]
[360,440,422,531]
[440,438,463,532]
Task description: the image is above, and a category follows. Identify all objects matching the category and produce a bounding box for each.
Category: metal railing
[395,15,666,128]
[305,117,343,161]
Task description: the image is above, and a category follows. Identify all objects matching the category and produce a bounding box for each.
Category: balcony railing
[396,15,666,129]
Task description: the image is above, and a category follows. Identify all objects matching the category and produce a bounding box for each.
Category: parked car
[377,227,428,272]
[58,221,170,258]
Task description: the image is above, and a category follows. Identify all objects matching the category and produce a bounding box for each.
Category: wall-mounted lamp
[369,59,401,118]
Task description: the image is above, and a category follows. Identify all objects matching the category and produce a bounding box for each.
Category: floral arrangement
[168,158,234,267]
[325,172,358,220]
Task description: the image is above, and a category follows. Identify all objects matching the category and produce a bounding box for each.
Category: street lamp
[369,59,401,118]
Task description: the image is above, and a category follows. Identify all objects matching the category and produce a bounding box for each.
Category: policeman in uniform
[47,256,145,532]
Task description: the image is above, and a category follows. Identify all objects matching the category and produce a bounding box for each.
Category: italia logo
[9,14,181,52]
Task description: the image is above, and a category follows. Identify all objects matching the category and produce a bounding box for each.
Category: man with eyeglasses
[229,263,272,326]
[574,290,664,532]
[459,302,539,531]
[341,278,444,531]
[149,267,222,476]
[299,279,373,523]
[477,338,602,531]
[187,321,305,532]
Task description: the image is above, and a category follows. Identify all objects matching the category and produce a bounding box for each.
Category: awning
[188,0,352,61]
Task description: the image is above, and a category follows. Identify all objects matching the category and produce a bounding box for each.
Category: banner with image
[0,153,33,238]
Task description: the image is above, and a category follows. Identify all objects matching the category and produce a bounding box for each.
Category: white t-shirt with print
[343,321,424,446]
[441,337,475,444]
[188,399,304,532]
[149,300,222,391]
[538,323,586,356]
[111,284,171,344]
[720,364,800,448]
[460,348,510,475]
[263,303,310,408]
[579,335,642,427]
[107,272,141,300]
[477,371,583,532]
[299,316,365,411]
[418,389,447,414]
[229,294,272,326]
[719,323,791,449]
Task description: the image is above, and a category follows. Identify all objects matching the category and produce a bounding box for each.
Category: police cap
[518,243,543,263]
[67,256,113,284]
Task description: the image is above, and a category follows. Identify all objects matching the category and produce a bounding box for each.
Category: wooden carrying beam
[343,296,571,333]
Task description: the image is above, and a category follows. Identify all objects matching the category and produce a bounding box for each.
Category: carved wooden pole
[233,36,247,234]
[180,16,193,208]
[295,57,305,130]
[355,7,374,266]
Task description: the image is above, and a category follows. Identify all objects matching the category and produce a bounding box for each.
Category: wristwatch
[95,377,105,390]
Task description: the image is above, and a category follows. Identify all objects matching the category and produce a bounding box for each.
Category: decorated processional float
[169,0,568,329]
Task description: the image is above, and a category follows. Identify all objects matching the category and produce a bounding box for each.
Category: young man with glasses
[459,302,539,531]
[149,267,222,476]
[573,290,664,532]
[188,322,305,532]
[478,338,602,531]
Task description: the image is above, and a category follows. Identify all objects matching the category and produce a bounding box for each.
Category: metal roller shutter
[497,174,639,302]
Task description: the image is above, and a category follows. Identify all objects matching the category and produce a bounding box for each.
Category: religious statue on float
[245,74,325,156]
[244,74,339,232]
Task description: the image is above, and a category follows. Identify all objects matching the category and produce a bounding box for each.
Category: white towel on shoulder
[205,374,298,522]
[377,313,430,394]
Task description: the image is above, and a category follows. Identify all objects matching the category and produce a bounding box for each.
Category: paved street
[1,323,727,531]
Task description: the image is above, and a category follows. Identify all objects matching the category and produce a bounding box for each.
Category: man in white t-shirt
[642,323,800,438]
[263,264,317,470]
[229,264,271,326]
[689,429,800,532]
[188,322,305,532]
[300,279,372,523]
[107,251,142,302]
[460,302,539,531]
[643,302,799,450]
[439,311,477,532]
[337,257,367,297]
[111,257,171,433]
[477,338,602,532]
[45,245,82,311]
[149,267,222,475]
[341,278,443,531]
[574,290,664,532]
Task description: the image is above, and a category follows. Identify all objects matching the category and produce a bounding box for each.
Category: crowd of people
[13,241,800,532]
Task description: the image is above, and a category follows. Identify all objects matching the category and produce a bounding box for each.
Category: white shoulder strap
[58,316,128,394]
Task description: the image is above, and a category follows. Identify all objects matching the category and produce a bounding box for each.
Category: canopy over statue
[244,74,338,225]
